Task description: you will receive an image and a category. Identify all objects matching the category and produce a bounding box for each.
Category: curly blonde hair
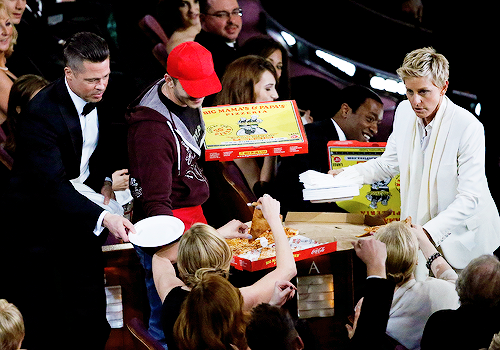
[375,221,419,285]
[396,47,449,88]
[177,223,232,287]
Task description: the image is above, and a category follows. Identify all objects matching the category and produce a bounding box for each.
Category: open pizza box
[230,212,368,272]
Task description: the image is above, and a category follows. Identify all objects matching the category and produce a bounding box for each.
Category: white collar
[65,78,88,116]
[331,118,347,141]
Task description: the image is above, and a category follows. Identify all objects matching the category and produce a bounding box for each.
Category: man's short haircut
[396,47,449,88]
[336,85,383,114]
[63,32,110,72]
[246,303,298,350]
[456,254,500,308]
[0,299,25,350]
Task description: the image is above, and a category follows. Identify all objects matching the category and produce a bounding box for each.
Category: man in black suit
[273,85,384,215]
[1,32,135,350]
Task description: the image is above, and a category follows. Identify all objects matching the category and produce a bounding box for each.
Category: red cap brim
[178,71,222,99]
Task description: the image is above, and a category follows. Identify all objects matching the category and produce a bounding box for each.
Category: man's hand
[217,219,251,239]
[103,213,135,242]
[112,169,130,191]
[101,181,115,205]
[351,238,387,278]
[346,297,363,339]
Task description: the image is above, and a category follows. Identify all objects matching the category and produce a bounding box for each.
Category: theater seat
[126,317,165,350]
[152,42,168,68]
[138,14,169,46]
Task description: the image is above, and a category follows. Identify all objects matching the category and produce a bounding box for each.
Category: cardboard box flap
[285,212,365,225]
[284,212,366,251]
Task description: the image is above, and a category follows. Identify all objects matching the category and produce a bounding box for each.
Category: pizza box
[202,100,308,161]
[230,212,367,272]
[328,141,401,223]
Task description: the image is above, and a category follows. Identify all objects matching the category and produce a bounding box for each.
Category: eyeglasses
[205,8,242,20]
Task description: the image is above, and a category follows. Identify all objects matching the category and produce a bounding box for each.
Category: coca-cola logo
[311,246,326,255]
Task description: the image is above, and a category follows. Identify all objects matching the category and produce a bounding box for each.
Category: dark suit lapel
[320,118,340,141]
[54,78,83,163]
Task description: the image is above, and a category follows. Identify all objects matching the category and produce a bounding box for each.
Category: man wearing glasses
[196,0,242,82]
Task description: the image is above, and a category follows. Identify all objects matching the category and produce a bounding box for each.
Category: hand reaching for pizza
[217,219,251,239]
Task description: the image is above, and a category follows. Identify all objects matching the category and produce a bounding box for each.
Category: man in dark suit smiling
[1,32,135,349]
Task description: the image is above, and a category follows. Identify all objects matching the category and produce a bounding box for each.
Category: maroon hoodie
[126,80,210,220]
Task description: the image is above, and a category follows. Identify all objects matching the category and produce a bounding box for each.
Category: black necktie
[82,102,97,116]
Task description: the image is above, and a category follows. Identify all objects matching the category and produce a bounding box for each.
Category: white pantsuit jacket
[344,96,500,269]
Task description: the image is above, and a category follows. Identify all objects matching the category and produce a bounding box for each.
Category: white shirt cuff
[94,210,109,236]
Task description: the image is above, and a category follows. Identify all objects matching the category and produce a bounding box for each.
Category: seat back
[152,42,168,67]
[126,317,165,350]
[202,161,256,228]
[138,14,169,45]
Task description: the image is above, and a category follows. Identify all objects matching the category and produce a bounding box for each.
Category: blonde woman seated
[174,272,248,350]
[371,221,459,350]
[153,194,296,350]
[213,55,279,197]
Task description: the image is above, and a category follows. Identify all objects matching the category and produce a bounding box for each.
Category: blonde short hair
[177,223,232,287]
[0,299,25,350]
[0,3,18,58]
[396,47,449,88]
[375,221,419,285]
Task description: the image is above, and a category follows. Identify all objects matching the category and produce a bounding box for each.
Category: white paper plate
[130,215,185,247]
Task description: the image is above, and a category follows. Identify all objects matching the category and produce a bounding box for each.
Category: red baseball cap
[167,41,222,98]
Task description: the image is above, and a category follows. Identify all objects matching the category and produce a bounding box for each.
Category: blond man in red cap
[126,41,251,346]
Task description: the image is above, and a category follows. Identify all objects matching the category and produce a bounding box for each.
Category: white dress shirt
[65,79,108,235]
[331,119,347,141]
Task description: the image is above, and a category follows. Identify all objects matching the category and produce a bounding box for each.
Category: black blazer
[350,277,395,350]
[421,304,500,350]
[273,118,342,215]
[6,77,113,243]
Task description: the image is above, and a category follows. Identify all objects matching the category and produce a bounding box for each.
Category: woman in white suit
[331,47,500,272]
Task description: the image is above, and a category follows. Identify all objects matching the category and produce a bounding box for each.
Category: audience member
[152,194,297,350]
[1,32,135,350]
[374,221,459,350]
[3,0,62,80]
[0,2,18,123]
[212,55,279,197]
[246,303,304,350]
[421,254,500,349]
[0,299,24,350]
[347,237,396,349]
[173,272,248,350]
[330,47,500,278]
[156,0,202,53]
[3,74,48,154]
[196,0,242,79]
[273,85,384,215]
[126,41,249,346]
[240,35,291,101]
[0,73,48,198]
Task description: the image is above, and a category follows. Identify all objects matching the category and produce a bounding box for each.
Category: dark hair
[240,36,291,100]
[4,74,49,153]
[337,85,383,113]
[246,303,298,350]
[63,32,110,72]
[198,0,210,14]
[156,0,199,37]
